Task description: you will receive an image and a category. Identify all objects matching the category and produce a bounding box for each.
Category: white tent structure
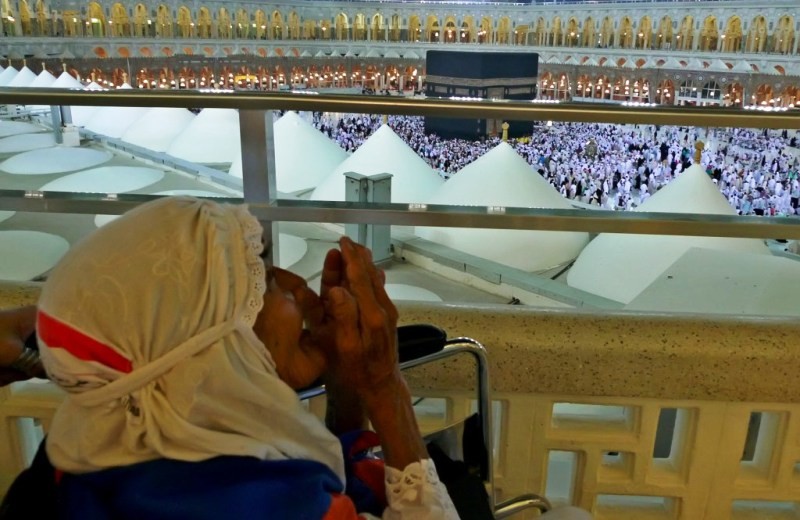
[83,106,149,138]
[567,164,771,303]
[51,71,83,89]
[417,143,589,271]
[7,66,37,87]
[48,72,97,125]
[29,69,57,87]
[626,247,800,317]
[0,67,18,86]
[310,124,442,203]
[121,107,196,152]
[228,111,349,193]
[167,108,241,164]
[84,81,103,91]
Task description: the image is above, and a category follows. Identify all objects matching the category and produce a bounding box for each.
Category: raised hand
[324,237,401,404]
[253,268,327,390]
[0,306,40,386]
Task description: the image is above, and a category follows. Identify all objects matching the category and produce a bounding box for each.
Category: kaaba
[424,50,539,140]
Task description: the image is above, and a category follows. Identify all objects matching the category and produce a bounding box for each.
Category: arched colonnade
[2,1,799,56]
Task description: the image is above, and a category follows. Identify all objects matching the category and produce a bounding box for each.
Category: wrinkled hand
[254,268,327,390]
[323,237,401,404]
[0,306,39,387]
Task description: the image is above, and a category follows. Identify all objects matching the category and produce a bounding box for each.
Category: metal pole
[239,109,279,265]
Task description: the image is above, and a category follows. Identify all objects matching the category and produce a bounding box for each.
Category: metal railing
[0,88,799,240]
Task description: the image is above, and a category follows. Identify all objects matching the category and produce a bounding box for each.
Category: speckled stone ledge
[397,302,800,404]
[3,284,798,404]
[0,282,42,309]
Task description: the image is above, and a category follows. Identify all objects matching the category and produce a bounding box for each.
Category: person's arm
[325,237,428,470]
[0,305,42,386]
[326,239,458,519]
[317,248,369,435]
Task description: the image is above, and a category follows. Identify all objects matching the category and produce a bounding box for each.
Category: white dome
[167,108,240,164]
[84,106,149,138]
[7,66,37,87]
[567,164,771,303]
[311,124,442,203]
[417,142,589,271]
[121,107,196,152]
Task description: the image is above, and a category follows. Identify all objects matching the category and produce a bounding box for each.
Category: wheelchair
[300,324,592,520]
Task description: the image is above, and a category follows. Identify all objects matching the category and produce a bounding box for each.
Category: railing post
[239,109,279,265]
[344,172,392,262]
[49,105,63,144]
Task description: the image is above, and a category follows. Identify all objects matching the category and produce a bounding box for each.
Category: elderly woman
[0,196,457,519]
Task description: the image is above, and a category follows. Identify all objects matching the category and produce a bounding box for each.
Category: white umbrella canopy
[83,106,149,138]
[121,107,196,152]
[228,111,349,193]
[567,164,770,303]
[7,66,37,87]
[417,142,589,272]
[51,71,83,89]
[0,67,19,87]
[29,69,57,87]
[167,108,241,164]
[311,124,442,203]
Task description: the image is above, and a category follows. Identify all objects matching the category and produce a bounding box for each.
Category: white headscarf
[39,197,344,483]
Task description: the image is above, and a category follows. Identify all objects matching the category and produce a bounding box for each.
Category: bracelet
[10,347,42,377]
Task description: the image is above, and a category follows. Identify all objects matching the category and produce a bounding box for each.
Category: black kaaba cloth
[424,51,539,139]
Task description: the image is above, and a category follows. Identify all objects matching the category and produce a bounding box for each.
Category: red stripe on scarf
[38,310,133,373]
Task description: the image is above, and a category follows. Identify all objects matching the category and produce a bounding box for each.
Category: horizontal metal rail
[2,191,799,239]
[0,88,798,128]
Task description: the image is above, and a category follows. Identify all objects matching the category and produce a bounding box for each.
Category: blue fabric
[59,456,344,520]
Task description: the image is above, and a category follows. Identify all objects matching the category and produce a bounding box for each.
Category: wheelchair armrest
[397,324,447,363]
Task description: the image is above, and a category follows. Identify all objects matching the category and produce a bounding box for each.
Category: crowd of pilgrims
[299,111,800,217]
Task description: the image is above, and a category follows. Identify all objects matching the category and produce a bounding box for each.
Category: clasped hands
[263,236,402,407]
